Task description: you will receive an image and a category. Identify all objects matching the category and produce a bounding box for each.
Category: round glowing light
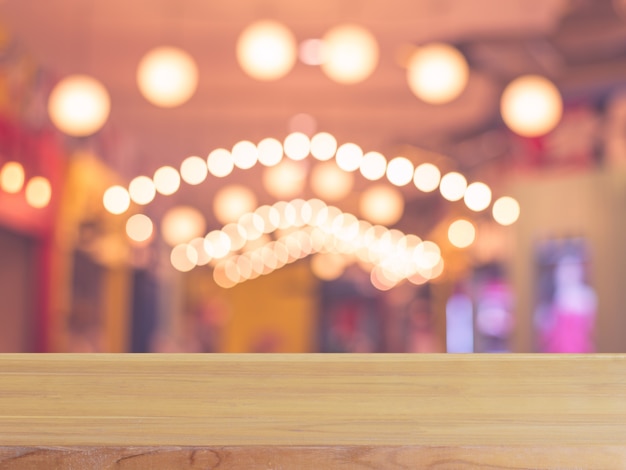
[257,137,283,166]
[189,237,212,266]
[413,163,441,192]
[161,206,206,246]
[222,223,247,251]
[180,156,208,185]
[213,263,237,288]
[0,161,25,193]
[153,166,180,196]
[128,176,156,205]
[335,143,363,172]
[360,151,387,181]
[448,219,476,248]
[464,181,492,212]
[386,157,414,186]
[170,244,196,272]
[262,160,306,199]
[310,132,337,161]
[320,24,379,84]
[236,20,297,81]
[414,241,441,270]
[103,185,131,215]
[25,177,51,208]
[204,230,232,259]
[359,185,404,225]
[299,38,325,66]
[370,265,397,291]
[136,46,198,107]
[406,43,469,104]
[492,196,520,226]
[284,132,310,160]
[126,214,154,244]
[47,74,110,136]
[439,172,467,202]
[310,252,346,281]
[231,140,258,170]
[213,184,258,224]
[500,74,563,137]
[310,161,354,201]
[207,148,234,178]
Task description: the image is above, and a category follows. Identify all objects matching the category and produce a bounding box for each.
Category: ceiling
[1,0,626,232]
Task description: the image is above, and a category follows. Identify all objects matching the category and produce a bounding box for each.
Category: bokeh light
[153,166,181,196]
[500,74,563,137]
[161,206,206,246]
[103,185,131,215]
[413,163,441,192]
[464,182,492,212]
[406,43,469,104]
[386,156,414,186]
[310,161,354,201]
[284,132,310,160]
[0,161,25,194]
[335,143,363,172]
[360,151,387,181]
[448,219,476,248]
[47,74,110,136]
[180,156,208,185]
[492,196,521,226]
[320,24,379,84]
[439,172,467,201]
[231,140,258,170]
[170,243,197,272]
[213,184,258,224]
[310,132,337,161]
[207,148,234,178]
[310,252,347,281]
[359,184,404,225]
[136,46,198,107]
[128,176,156,205]
[262,159,306,199]
[25,176,52,208]
[126,214,154,245]
[236,20,297,81]
[257,137,283,166]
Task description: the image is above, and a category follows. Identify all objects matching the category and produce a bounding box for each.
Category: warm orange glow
[359,184,404,225]
[321,24,379,84]
[25,176,52,208]
[213,184,258,225]
[310,132,337,161]
[284,132,310,160]
[136,46,198,107]
[500,75,563,137]
[170,243,197,272]
[237,20,297,81]
[0,161,25,193]
[310,252,347,281]
[48,75,110,136]
[262,160,306,199]
[161,206,206,246]
[407,43,469,104]
[232,140,258,170]
[310,161,354,201]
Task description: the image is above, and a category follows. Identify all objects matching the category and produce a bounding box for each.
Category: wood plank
[0,354,625,448]
[2,446,626,469]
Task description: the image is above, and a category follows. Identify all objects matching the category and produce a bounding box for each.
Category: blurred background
[0,0,625,353]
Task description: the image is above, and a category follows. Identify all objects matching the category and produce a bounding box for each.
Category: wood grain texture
[2,446,626,470]
[1,354,626,449]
